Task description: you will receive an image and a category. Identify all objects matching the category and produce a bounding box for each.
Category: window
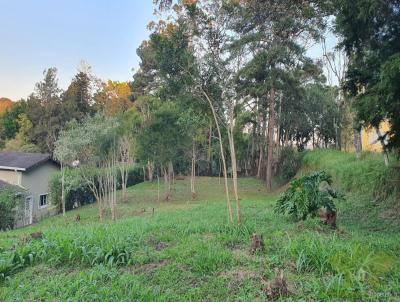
[39,194,48,208]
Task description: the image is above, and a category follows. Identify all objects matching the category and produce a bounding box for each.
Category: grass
[0,150,399,301]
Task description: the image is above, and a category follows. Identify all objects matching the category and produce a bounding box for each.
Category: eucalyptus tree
[178,107,209,199]
[117,108,142,201]
[228,0,326,190]
[54,114,120,221]
[148,0,244,223]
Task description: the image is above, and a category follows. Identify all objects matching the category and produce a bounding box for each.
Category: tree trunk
[375,127,389,167]
[266,88,276,192]
[257,113,266,179]
[201,90,233,223]
[147,160,154,182]
[228,125,240,224]
[61,162,66,216]
[191,142,196,199]
[208,121,213,176]
[168,161,174,193]
[353,129,362,160]
[157,174,160,202]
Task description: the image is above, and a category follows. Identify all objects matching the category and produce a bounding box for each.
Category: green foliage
[0,188,24,231]
[122,166,144,187]
[276,146,300,182]
[49,168,94,211]
[302,149,399,201]
[0,172,399,300]
[329,245,395,289]
[136,102,189,167]
[275,171,344,221]
[0,101,27,141]
[334,0,400,151]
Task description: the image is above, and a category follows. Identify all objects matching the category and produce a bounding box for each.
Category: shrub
[120,165,144,187]
[50,166,144,212]
[0,187,25,230]
[49,168,95,211]
[275,171,344,221]
[276,147,300,182]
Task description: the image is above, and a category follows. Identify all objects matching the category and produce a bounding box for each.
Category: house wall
[21,162,59,223]
[0,170,22,186]
[361,121,390,152]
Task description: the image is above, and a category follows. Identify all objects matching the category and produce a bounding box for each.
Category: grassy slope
[0,151,399,302]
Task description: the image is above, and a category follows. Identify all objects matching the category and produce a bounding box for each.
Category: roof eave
[0,166,26,172]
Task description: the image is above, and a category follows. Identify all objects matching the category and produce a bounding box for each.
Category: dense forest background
[0,0,398,222]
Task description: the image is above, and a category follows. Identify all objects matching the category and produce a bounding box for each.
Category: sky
[0,0,153,101]
[0,1,337,101]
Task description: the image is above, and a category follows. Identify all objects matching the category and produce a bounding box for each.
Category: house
[361,121,390,152]
[0,152,59,227]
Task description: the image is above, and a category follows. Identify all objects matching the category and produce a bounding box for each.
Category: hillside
[0,151,399,301]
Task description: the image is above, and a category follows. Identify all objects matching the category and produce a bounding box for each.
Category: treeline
[0,65,132,153]
[1,0,398,223]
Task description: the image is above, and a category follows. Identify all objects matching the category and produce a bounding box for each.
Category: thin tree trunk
[147,160,154,182]
[375,127,389,167]
[201,90,233,223]
[354,129,362,160]
[266,88,276,192]
[228,125,240,224]
[157,174,160,202]
[218,155,221,184]
[208,121,213,176]
[61,162,66,216]
[191,141,196,199]
[257,113,265,179]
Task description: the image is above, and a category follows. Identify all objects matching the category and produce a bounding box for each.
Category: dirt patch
[122,259,170,275]
[283,261,297,273]
[230,246,255,262]
[145,235,170,251]
[219,268,260,291]
[201,233,214,240]
[155,241,168,251]
[219,268,259,281]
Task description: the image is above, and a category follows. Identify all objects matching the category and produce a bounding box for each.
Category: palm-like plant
[275,171,344,221]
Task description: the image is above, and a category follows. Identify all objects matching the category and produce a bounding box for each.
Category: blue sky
[0,1,337,101]
[0,0,153,100]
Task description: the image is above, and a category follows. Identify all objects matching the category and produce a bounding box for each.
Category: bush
[0,188,25,230]
[276,146,300,182]
[49,168,95,211]
[275,171,344,221]
[121,165,144,187]
[50,166,144,212]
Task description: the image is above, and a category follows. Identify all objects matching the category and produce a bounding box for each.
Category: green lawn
[0,151,399,301]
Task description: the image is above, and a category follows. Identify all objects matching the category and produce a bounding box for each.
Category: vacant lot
[1,151,399,301]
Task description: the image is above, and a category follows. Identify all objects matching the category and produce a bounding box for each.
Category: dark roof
[0,152,54,171]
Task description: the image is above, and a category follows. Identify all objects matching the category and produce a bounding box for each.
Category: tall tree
[26,68,66,152]
[334,0,400,158]
[0,98,13,116]
[95,80,133,116]
[62,71,93,121]
[230,0,325,190]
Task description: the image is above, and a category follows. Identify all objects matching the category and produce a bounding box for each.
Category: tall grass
[1,160,400,301]
[302,150,398,200]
